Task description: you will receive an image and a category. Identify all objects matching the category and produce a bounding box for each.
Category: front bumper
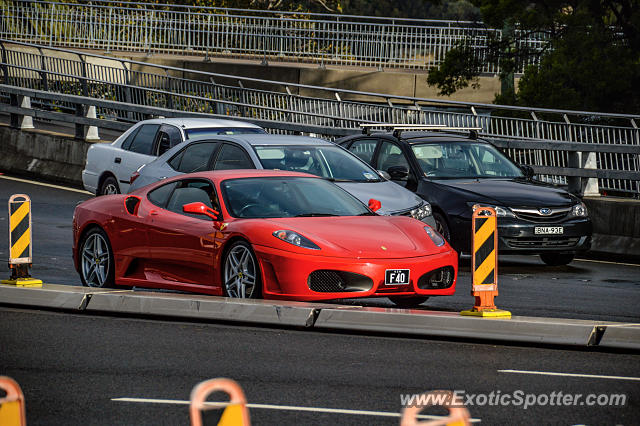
[253,244,458,301]
[451,216,592,254]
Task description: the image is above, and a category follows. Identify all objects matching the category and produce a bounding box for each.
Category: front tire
[388,296,429,308]
[433,212,451,242]
[223,241,262,299]
[99,175,120,196]
[540,253,575,266]
[79,227,115,288]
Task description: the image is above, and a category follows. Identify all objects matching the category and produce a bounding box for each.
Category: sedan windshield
[221,177,372,218]
[254,145,381,182]
[185,127,265,138]
[412,142,524,179]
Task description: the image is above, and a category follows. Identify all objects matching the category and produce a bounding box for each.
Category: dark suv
[337,127,592,265]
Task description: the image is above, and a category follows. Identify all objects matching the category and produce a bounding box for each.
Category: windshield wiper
[295,213,339,217]
[358,212,377,216]
[324,177,353,182]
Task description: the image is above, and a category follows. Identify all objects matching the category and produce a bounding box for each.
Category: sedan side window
[127,124,160,155]
[173,142,219,173]
[347,139,378,164]
[214,144,254,170]
[378,141,410,177]
[156,125,183,156]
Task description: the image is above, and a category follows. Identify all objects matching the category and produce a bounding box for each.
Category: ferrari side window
[148,182,178,208]
[165,179,220,220]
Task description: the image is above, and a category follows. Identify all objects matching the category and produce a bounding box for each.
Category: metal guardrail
[0,0,548,73]
[0,40,639,196]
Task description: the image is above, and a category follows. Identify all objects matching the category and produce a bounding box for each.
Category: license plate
[535,226,564,235]
[385,269,410,285]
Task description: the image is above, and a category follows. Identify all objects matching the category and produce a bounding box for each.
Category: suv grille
[505,237,580,249]
[512,207,570,223]
[308,270,373,293]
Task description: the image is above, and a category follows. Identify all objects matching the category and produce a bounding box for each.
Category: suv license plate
[385,269,410,285]
[535,226,564,235]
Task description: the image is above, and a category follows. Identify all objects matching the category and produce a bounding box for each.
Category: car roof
[184,133,335,146]
[136,117,262,129]
[351,130,487,144]
[174,169,318,181]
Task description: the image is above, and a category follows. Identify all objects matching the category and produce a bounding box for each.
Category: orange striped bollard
[461,205,510,317]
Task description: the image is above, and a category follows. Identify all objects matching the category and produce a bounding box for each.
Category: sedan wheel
[433,212,451,242]
[80,228,114,288]
[223,241,261,299]
[99,176,120,196]
[540,253,575,266]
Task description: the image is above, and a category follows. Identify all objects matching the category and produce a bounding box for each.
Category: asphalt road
[1,306,639,425]
[1,175,638,322]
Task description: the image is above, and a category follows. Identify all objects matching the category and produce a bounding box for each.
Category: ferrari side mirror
[368,198,382,212]
[183,202,221,220]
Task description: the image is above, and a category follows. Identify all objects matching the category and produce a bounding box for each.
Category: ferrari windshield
[254,145,381,182]
[221,177,372,218]
[412,142,524,179]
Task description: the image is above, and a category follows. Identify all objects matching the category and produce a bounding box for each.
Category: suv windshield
[185,127,265,138]
[412,142,524,179]
[221,177,372,218]
[254,145,381,182]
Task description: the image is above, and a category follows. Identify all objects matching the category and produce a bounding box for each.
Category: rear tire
[99,176,120,196]
[540,253,575,266]
[388,296,429,308]
[79,227,115,288]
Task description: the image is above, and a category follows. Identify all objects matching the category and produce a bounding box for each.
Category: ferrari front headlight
[273,230,320,250]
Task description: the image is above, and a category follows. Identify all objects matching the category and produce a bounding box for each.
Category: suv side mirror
[519,164,534,180]
[183,202,221,220]
[387,165,409,180]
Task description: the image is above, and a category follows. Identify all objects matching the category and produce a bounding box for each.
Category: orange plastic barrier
[0,376,26,426]
[400,391,471,426]
[190,378,250,426]
[461,205,510,317]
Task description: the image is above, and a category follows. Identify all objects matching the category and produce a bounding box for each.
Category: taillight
[130,171,140,184]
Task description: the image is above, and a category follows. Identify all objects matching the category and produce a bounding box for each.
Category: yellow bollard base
[460,308,511,318]
[1,277,43,287]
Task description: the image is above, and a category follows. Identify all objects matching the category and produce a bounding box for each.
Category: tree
[427,0,640,114]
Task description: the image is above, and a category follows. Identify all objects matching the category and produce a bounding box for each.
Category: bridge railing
[0,0,548,73]
[0,40,638,196]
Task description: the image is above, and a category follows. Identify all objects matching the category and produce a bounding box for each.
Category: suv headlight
[411,202,433,220]
[570,202,588,217]
[273,230,320,250]
[466,203,515,218]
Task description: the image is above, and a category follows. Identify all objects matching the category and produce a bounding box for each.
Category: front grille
[512,207,570,223]
[308,270,373,293]
[505,237,580,249]
[417,266,455,290]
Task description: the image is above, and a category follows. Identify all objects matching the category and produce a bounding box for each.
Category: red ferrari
[73,170,457,306]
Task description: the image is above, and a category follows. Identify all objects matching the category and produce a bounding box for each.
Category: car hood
[257,216,439,258]
[433,178,577,207]
[335,181,423,215]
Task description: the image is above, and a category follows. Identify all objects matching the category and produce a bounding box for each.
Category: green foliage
[426,40,482,95]
[427,0,640,113]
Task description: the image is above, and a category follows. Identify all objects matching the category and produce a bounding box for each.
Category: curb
[1,283,638,350]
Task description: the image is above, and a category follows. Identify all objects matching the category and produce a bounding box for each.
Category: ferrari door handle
[149,210,159,216]
[114,157,122,164]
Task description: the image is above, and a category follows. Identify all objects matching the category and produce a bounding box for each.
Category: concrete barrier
[0,283,637,349]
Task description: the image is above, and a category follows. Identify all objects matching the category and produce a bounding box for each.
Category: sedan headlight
[466,203,515,218]
[570,202,588,217]
[424,226,445,246]
[411,202,433,220]
[273,230,320,250]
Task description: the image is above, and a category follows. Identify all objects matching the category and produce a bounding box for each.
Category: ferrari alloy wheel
[99,176,120,196]
[223,241,261,299]
[80,228,115,288]
[388,296,429,308]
